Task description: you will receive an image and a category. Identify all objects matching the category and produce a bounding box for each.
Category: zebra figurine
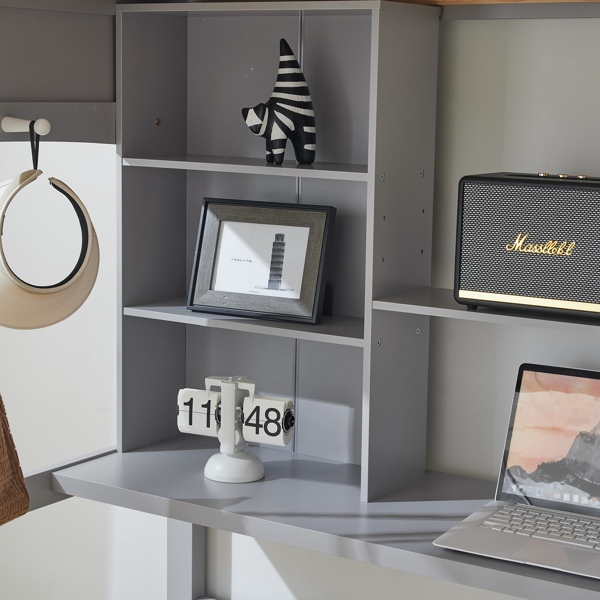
[242,38,316,165]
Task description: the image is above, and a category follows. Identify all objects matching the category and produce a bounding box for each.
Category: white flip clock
[177,376,295,483]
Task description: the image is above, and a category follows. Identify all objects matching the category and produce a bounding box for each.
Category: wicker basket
[0,394,29,525]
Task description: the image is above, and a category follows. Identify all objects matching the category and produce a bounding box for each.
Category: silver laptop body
[434,363,600,579]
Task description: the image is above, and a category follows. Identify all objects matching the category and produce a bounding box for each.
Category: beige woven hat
[0,170,99,329]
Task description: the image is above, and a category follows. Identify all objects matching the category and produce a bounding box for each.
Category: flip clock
[177,376,295,483]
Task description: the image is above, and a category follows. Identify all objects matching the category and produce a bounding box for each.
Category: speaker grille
[459,180,600,305]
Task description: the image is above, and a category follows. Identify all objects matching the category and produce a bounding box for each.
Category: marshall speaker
[455,172,600,317]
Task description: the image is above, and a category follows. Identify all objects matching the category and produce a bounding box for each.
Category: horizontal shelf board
[25,446,117,512]
[52,436,600,599]
[117,1,439,17]
[123,155,369,182]
[124,298,365,347]
[374,287,600,334]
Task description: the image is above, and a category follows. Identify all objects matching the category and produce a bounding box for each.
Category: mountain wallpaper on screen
[566,421,600,484]
[507,417,600,497]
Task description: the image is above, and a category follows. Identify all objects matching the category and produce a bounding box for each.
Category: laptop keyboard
[479,505,600,550]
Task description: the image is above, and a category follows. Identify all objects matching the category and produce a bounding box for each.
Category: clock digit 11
[177,388,220,438]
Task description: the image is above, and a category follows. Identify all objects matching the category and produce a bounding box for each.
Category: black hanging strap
[29,120,40,170]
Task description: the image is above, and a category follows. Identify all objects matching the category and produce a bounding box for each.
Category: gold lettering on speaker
[505,233,576,256]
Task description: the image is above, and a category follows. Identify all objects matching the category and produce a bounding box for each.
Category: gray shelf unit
[116,0,440,500]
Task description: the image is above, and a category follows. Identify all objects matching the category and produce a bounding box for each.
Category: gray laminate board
[52,436,600,600]
[123,156,369,181]
[374,287,600,335]
[124,298,365,347]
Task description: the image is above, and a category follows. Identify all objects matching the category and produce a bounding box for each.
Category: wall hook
[1,116,51,136]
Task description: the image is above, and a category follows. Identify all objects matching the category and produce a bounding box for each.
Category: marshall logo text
[505,233,576,256]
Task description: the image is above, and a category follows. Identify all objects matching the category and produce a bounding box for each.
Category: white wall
[0,142,167,600]
[0,142,117,470]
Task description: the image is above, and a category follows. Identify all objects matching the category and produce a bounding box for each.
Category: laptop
[434,363,600,579]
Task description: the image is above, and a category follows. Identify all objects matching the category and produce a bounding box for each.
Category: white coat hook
[1,116,51,136]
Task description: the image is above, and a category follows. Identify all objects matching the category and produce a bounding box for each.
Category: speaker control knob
[577,175,588,179]
[558,174,569,178]
[538,173,550,177]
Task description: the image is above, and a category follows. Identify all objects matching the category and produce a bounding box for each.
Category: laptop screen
[496,363,600,517]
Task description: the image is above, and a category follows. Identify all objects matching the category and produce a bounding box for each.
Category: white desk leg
[167,520,207,600]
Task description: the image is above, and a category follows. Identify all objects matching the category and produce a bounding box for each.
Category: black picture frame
[187,198,336,325]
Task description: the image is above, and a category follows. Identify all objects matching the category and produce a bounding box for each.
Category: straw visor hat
[0,170,99,329]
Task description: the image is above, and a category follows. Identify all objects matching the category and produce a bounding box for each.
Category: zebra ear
[242,103,268,136]
[280,38,294,57]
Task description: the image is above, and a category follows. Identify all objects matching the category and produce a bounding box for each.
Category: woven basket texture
[0,394,29,525]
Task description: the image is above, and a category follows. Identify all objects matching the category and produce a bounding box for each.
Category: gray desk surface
[52,436,600,599]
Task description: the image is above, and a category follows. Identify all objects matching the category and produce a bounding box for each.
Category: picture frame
[187,198,336,325]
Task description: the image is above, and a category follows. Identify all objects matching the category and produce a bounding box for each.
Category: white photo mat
[211,221,310,300]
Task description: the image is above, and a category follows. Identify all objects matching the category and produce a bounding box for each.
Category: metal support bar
[167,520,207,600]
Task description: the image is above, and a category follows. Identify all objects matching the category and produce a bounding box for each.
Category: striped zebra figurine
[242,38,316,165]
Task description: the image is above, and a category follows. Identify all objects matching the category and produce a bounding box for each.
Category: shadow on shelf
[132,434,219,453]
[262,458,359,487]
[375,470,495,503]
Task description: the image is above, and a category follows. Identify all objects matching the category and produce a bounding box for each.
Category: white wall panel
[0,142,116,471]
